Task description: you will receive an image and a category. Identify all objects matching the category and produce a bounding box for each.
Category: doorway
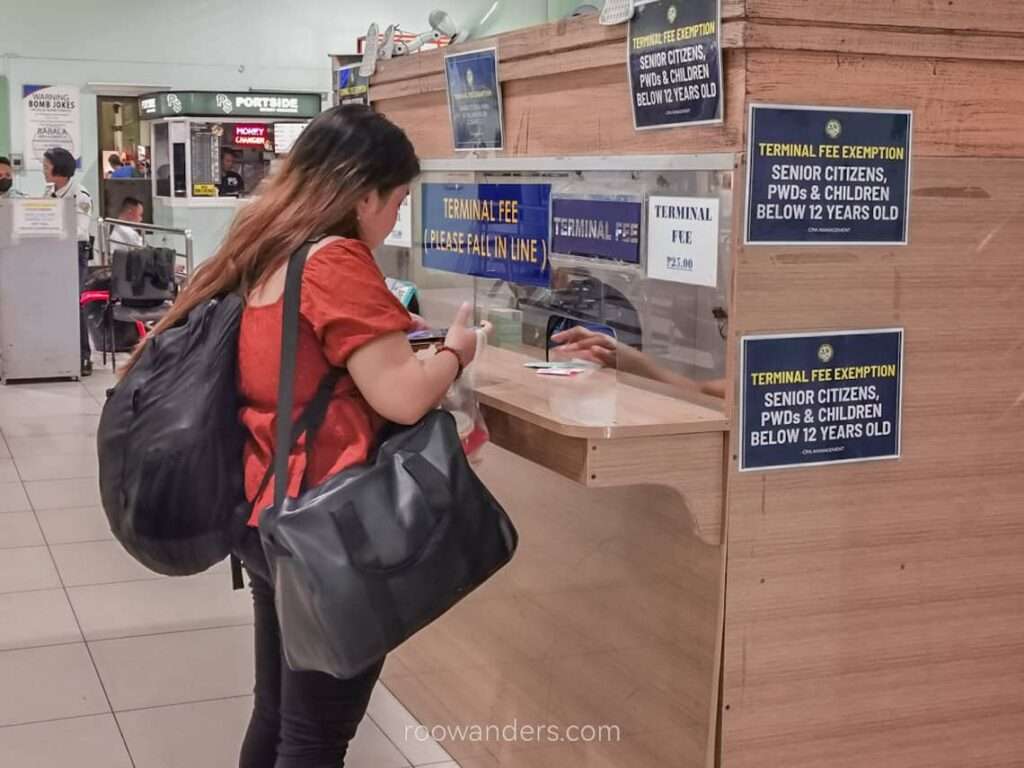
[95,96,152,220]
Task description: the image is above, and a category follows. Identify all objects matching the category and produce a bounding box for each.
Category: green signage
[139,91,322,120]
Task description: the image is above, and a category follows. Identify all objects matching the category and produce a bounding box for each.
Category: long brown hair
[122,104,420,373]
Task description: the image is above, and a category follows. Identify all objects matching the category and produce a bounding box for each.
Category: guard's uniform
[52,179,94,366]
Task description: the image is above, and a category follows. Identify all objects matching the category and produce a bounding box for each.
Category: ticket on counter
[535,367,588,377]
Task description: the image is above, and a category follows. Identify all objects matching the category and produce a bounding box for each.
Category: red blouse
[238,238,413,525]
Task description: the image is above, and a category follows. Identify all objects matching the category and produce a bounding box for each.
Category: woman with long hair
[132,104,484,767]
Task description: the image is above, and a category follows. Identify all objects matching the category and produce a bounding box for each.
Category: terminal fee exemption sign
[628,0,722,129]
[740,329,904,471]
[745,105,912,245]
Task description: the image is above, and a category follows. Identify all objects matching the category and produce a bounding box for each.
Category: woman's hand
[444,303,491,368]
[550,326,618,367]
[408,312,430,331]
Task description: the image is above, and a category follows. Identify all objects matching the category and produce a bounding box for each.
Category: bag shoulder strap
[267,243,345,513]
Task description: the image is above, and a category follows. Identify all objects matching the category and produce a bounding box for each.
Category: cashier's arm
[551,326,726,399]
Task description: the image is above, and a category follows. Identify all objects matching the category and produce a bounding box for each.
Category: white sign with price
[646,195,720,288]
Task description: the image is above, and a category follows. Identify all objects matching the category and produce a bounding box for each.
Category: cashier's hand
[550,326,617,367]
[444,303,492,367]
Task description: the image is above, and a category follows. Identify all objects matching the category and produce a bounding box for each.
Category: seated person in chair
[110,197,146,249]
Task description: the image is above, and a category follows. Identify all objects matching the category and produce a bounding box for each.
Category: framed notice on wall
[745,104,913,245]
[444,48,504,152]
[336,65,370,106]
[628,0,723,129]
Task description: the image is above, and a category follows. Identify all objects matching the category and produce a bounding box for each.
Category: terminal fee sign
[740,329,904,471]
[628,0,723,129]
[421,183,552,287]
[646,195,720,287]
[745,105,912,245]
[550,197,642,264]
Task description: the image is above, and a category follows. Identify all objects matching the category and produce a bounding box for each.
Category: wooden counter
[372,5,1024,768]
[386,345,730,768]
[474,346,729,545]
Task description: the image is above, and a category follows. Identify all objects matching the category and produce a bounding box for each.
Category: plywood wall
[384,445,726,768]
[744,51,1024,158]
[722,41,1024,765]
[372,14,746,158]
[371,11,1024,768]
[721,158,1024,768]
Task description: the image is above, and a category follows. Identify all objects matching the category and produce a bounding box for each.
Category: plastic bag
[441,328,490,461]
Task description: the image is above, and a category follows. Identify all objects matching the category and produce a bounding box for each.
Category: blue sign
[551,198,642,264]
[746,105,912,244]
[628,0,723,129]
[421,183,552,287]
[740,329,903,471]
[445,48,504,151]
[336,65,369,106]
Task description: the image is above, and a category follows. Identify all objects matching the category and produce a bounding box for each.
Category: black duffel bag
[258,244,518,679]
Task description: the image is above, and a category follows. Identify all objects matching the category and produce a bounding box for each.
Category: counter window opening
[149,118,309,201]
[404,160,732,401]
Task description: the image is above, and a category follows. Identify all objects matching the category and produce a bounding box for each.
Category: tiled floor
[0,362,457,767]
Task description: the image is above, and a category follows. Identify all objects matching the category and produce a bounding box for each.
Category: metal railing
[97,217,194,277]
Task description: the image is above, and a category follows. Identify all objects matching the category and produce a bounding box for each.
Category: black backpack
[97,294,248,575]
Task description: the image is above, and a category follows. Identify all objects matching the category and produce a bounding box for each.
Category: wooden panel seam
[740,19,1024,62]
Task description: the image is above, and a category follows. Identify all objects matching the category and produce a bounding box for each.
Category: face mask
[0,179,11,193]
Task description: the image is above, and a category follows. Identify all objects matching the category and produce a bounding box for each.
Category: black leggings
[239,543,383,768]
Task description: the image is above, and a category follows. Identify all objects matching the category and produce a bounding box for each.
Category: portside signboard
[745,104,912,245]
[139,91,323,120]
[740,329,904,471]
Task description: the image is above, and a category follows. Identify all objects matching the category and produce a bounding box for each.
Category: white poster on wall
[22,85,81,170]
[646,195,720,288]
[384,196,413,248]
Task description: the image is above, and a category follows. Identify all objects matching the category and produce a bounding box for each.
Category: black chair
[105,247,177,372]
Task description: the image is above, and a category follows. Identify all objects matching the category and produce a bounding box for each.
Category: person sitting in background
[0,156,23,198]
[218,150,245,197]
[109,154,136,179]
[109,197,146,248]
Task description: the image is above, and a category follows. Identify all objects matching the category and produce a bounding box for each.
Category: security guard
[43,147,94,377]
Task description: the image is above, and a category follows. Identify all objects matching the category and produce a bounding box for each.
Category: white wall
[0,0,550,197]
